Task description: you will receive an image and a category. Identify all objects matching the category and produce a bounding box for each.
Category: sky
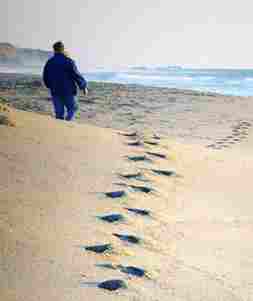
[1,0,253,70]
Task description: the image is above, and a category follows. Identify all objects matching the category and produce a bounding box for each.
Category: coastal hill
[0,42,52,68]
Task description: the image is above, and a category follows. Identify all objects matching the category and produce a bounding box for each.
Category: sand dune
[1,106,253,300]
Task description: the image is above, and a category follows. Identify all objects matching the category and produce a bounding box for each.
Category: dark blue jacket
[43,53,87,96]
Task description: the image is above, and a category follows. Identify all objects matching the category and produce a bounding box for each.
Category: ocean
[84,67,253,97]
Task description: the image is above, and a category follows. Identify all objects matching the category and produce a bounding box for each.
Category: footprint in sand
[144,140,159,146]
[113,233,142,244]
[208,144,223,150]
[240,135,247,139]
[119,265,147,277]
[118,131,138,138]
[152,134,161,140]
[119,172,148,182]
[124,207,151,216]
[84,244,113,254]
[117,183,154,193]
[127,140,143,147]
[151,169,176,177]
[127,155,152,162]
[206,122,252,149]
[105,191,126,198]
[97,263,147,278]
[232,132,240,136]
[240,131,248,135]
[232,121,252,134]
[129,184,154,193]
[146,151,167,159]
[239,121,251,126]
[98,214,125,223]
[98,279,127,291]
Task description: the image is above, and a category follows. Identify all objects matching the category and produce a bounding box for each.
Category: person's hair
[53,41,64,53]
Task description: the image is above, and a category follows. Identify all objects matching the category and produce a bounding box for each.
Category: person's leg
[64,95,79,121]
[51,95,65,119]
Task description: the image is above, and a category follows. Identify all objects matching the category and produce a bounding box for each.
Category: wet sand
[1,72,253,147]
[1,73,253,300]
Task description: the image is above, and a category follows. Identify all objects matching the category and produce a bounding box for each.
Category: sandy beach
[1,72,253,147]
[1,73,253,300]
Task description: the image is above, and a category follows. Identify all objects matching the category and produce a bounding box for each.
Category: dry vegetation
[0,98,15,126]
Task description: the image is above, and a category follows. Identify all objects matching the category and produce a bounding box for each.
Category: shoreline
[0,71,253,148]
[0,71,246,98]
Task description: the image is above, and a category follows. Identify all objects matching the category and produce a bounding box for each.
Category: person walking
[43,41,88,121]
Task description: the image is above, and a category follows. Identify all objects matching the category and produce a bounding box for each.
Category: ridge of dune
[1,106,253,300]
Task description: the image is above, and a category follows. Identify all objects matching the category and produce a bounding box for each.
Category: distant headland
[0,42,52,71]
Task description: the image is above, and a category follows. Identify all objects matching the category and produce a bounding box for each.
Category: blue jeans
[51,95,78,121]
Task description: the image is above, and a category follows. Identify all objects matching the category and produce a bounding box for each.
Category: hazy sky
[1,0,253,69]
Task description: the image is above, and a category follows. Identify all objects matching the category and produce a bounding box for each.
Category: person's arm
[69,59,88,93]
[42,61,50,89]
